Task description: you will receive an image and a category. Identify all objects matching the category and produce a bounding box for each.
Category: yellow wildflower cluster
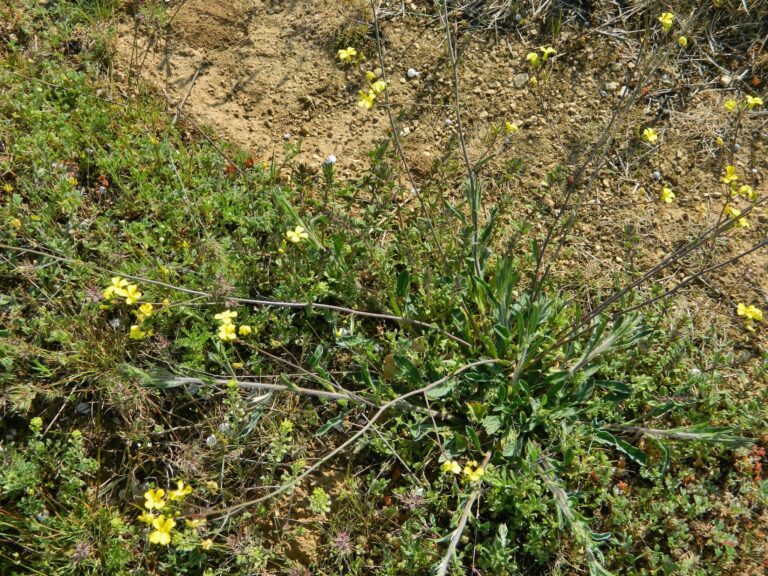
[140,481,195,546]
[725,95,764,112]
[525,45,556,68]
[214,309,252,342]
[720,165,757,228]
[737,303,763,332]
[440,459,486,482]
[658,12,674,32]
[102,276,156,340]
[358,75,387,111]
[337,46,363,65]
[285,225,309,243]
[660,186,675,204]
[641,127,658,143]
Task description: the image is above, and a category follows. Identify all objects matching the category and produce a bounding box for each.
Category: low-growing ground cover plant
[0,0,766,575]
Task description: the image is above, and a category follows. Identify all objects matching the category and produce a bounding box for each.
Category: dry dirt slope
[117,0,767,348]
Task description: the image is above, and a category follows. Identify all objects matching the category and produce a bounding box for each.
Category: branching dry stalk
[188,358,507,520]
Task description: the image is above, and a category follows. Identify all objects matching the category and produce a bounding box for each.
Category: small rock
[513,73,529,88]
[719,74,732,88]
[604,81,620,91]
[610,62,623,72]
[406,68,420,79]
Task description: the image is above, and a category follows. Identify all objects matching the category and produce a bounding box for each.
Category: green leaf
[426,380,455,399]
[482,415,502,435]
[594,380,631,402]
[466,426,483,451]
[394,355,423,387]
[316,409,351,437]
[396,270,411,298]
[594,430,647,466]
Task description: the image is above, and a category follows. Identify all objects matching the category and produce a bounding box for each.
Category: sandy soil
[116,0,767,348]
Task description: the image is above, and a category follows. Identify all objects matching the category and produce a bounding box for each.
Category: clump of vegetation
[1,0,766,575]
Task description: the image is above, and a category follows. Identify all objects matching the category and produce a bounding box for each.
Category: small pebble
[406,68,420,79]
[652,170,661,181]
[513,73,529,88]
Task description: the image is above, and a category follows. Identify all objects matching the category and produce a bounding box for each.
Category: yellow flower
[504,121,519,134]
[214,309,238,324]
[525,52,540,67]
[238,324,252,336]
[440,460,461,475]
[739,185,757,202]
[185,518,205,529]
[660,186,675,204]
[370,79,387,94]
[337,47,357,63]
[539,45,556,59]
[365,71,376,82]
[232,362,244,369]
[737,303,763,321]
[135,302,154,322]
[724,204,741,218]
[724,99,738,112]
[137,511,156,524]
[529,76,538,87]
[201,538,213,551]
[357,90,376,110]
[169,480,192,501]
[144,488,166,510]
[162,298,171,306]
[658,12,674,32]
[677,36,688,47]
[218,323,237,341]
[463,461,485,483]
[720,165,738,184]
[285,225,309,243]
[745,95,764,109]
[642,128,658,143]
[736,217,750,228]
[123,284,142,305]
[3,183,13,193]
[103,276,129,300]
[10,217,21,230]
[129,325,147,340]
[149,515,176,546]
